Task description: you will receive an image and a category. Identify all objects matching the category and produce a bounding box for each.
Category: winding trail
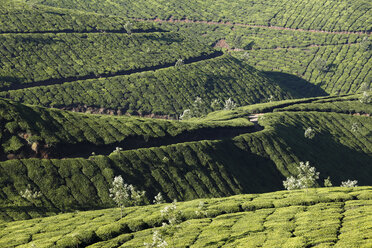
[134,18,371,35]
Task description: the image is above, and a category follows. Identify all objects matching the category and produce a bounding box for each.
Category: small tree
[192,97,207,117]
[153,192,165,204]
[20,185,42,201]
[175,59,184,68]
[195,201,208,218]
[283,161,320,190]
[144,230,168,248]
[179,109,192,120]
[160,200,183,247]
[224,98,237,110]
[210,99,222,111]
[324,177,332,187]
[340,180,358,187]
[304,127,316,139]
[359,91,371,104]
[109,175,146,218]
[360,37,371,51]
[124,22,133,34]
[351,122,360,132]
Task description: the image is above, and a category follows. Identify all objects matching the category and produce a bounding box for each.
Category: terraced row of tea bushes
[0,0,156,33]
[159,22,368,49]
[0,55,293,114]
[0,32,214,88]
[32,0,371,31]
[275,98,372,115]
[243,43,372,95]
[246,112,372,178]
[0,138,284,222]
[0,98,251,157]
[0,110,370,222]
[120,199,372,248]
[0,187,371,247]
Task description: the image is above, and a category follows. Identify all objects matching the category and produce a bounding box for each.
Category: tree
[361,37,371,51]
[159,200,183,247]
[195,201,208,218]
[324,177,332,187]
[351,122,360,132]
[304,127,316,139]
[210,99,222,111]
[340,180,358,187]
[153,192,165,204]
[144,231,168,248]
[224,98,237,110]
[283,161,320,190]
[175,59,184,68]
[192,97,207,117]
[179,109,192,120]
[20,184,42,201]
[180,97,208,120]
[124,22,133,34]
[109,175,146,218]
[359,91,371,104]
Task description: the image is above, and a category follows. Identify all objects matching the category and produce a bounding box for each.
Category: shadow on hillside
[275,125,372,186]
[263,71,328,98]
[206,139,286,194]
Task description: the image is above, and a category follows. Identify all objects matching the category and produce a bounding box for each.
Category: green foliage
[31,0,371,32]
[0,32,214,88]
[0,187,371,247]
[0,56,292,115]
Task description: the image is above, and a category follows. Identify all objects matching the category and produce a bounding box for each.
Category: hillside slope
[31,0,372,32]
[0,96,370,222]
[0,187,371,247]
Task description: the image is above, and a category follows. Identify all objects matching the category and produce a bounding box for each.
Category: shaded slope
[0,98,253,160]
[0,187,371,247]
[0,96,370,222]
[0,55,293,115]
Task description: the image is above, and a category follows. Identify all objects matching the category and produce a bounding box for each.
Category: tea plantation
[1,96,371,223]
[0,0,371,247]
[0,187,371,247]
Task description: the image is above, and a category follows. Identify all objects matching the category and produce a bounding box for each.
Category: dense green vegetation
[0,32,215,88]
[0,0,156,33]
[0,55,292,115]
[159,22,368,49]
[0,97,252,159]
[0,187,371,247]
[158,22,371,96]
[1,96,370,222]
[244,43,371,95]
[31,0,372,32]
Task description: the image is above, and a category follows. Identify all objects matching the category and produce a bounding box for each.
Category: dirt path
[134,18,371,35]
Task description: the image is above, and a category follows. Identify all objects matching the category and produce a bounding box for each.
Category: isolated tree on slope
[109,175,146,218]
[224,98,237,110]
[283,161,320,190]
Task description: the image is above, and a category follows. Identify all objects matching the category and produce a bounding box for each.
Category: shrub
[340,180,358,187]
[283,161,320,190]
